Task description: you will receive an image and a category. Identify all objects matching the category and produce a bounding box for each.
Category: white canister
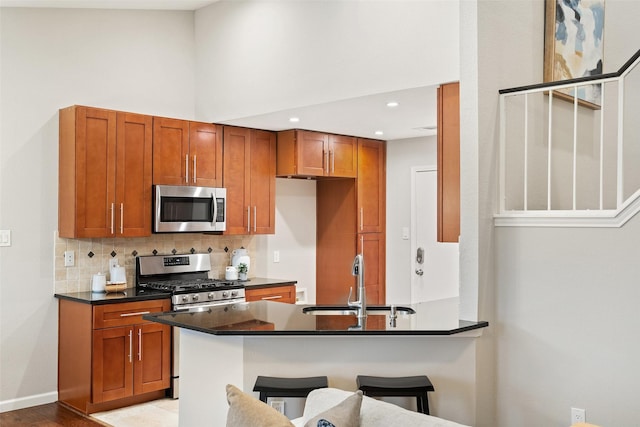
[91,272,106,293]
[225,266,238,280]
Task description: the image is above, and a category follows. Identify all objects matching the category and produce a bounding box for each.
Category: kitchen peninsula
[144,298,488,426]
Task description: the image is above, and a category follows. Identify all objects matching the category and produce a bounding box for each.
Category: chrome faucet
[347,254,366,320]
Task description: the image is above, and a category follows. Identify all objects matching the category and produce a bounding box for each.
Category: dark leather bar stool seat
[253,376,329,403]
[356,375,435,414]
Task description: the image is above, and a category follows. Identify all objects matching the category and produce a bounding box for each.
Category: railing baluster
[524,93,528,211]
[599,82,605,210]
[547,89,553,210]
[573,85,578,210]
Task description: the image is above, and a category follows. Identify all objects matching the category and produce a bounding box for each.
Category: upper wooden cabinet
[59,106,152,238]
[357,138,386,234]
[276,130,357,178]
[152,117,222,187]
[437,82,460,243]
[223,126,276,235]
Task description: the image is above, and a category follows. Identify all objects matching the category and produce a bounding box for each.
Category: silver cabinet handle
[247,206,251,233]
[324,150,329,175]
[330,150,334,173]
[185,154,189,183]
[128,329,133,363]
[415,269,424,276]
[138,328,142,361]
[120,203,124,235]
[261,295,282,300]
[360,208,364,231]
[120,311,151,317]
[110,203,114,235]
[253,206,257,232]
[193,155,197,183]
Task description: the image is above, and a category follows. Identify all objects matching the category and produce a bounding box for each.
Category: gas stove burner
[144,278,243,292]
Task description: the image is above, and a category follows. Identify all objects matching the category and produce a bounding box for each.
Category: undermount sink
[302,305,416,316]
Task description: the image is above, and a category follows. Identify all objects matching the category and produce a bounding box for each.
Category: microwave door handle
[211,193,217,227]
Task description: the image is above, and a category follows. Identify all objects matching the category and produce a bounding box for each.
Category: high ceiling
[0,0,437,141]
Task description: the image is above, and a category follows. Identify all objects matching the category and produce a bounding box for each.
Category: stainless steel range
[135,253,246,398]
[136,253,245,311]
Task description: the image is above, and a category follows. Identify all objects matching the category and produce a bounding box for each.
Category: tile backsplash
[54,232,255,293]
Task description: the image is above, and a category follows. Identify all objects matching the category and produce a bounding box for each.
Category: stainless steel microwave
[154,185,226,233]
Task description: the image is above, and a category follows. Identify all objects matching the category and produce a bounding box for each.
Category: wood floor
[0,402,109,426]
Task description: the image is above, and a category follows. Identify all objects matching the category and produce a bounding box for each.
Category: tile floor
[91,398,178,427]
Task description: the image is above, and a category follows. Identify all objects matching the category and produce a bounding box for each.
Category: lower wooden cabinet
[245,284,296,304]
[58,299,171,414]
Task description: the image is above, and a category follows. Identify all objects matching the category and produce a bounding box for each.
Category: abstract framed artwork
[544,0,605,109]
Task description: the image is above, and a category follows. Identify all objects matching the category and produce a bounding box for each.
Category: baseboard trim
[0,391,58,413]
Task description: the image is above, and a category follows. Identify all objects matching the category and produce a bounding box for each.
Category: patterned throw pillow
[317,420,336,427]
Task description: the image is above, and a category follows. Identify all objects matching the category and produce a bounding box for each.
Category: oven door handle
[211,193,218,227]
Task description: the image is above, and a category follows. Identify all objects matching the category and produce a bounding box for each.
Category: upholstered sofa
[292,387,469,427]
[225,384,470,427]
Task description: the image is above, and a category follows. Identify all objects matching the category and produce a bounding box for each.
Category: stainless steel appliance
[154,185,226,233]
[136,253,245,398]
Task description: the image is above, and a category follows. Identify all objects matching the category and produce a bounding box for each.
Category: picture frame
[544,0,605,109]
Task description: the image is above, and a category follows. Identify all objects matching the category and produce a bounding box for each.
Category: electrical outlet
[270,400,285,414]
[64,250,75,267]
[571,407,586,424]
[273,250,280,263]
[109,258,119,269]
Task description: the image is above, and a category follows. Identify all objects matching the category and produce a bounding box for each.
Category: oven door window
[160,196,213,222]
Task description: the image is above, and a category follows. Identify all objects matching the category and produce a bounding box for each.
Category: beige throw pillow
[304,391,363,427]
[226,384,295,427]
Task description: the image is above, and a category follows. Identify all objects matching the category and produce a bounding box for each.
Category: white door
[410,167,459,303]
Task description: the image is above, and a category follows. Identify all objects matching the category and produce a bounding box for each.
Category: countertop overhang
[143,298,488,336]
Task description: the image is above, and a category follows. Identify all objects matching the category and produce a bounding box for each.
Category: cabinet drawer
[93,299,170,329]
[245,285,296,304]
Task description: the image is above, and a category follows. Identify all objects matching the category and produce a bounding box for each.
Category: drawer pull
[120,311,151,317]
[261,295,283,300]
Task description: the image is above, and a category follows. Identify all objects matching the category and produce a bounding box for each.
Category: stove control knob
[222,291,229,298]
[181,295,188,302]
[208,292,215,300]
[231,290,238,297]
[192,294,199,301]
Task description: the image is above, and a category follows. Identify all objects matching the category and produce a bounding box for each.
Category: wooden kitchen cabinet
[245,284,296,304]
[437,82,460,242]
[276,130,357,178]
[59,106,152,238]
[222,126,276,235]
[357,232,385,305]
[357,138,386,234]
[152,117,223,187]
[58,298,171,414]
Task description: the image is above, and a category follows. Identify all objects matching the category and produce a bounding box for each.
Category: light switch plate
[0,230,10,247]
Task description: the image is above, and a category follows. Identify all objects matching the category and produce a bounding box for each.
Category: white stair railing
[496,49,640,227]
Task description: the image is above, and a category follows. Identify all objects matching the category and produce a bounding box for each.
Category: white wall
[0,7,196,409]
[474,0,640,425]
[194,0,460,121]
[385,136,438,304]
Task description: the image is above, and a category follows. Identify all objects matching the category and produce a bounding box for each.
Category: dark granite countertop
[54,288,171,304]
[241,277,297,289]
[144,298,488,336]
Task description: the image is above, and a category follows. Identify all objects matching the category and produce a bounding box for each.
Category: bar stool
[356,375,435,414]
[253,376,329,403]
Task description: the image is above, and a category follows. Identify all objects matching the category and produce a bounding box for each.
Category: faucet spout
[347,254,366,320]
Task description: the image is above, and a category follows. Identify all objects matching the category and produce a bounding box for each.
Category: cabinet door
[189,122,223,187]
[357,233,385,305]
[133,323,171,395]
[297,130,328,176]
[437,82,460,242]
[115,112,152,237]
[223,126,251,234]
[357,138,386,233]
[74,107,117,238]
[92,326,134,403]
[250,130,276,234]
[153,117,189,185]
[328,134,357,177]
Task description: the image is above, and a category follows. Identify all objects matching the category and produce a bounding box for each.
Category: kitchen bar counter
[144,298,488,336]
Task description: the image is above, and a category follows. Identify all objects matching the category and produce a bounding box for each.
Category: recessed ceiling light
[375,130,384,136]
[386,101,399,108]
[289,117,300,123]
